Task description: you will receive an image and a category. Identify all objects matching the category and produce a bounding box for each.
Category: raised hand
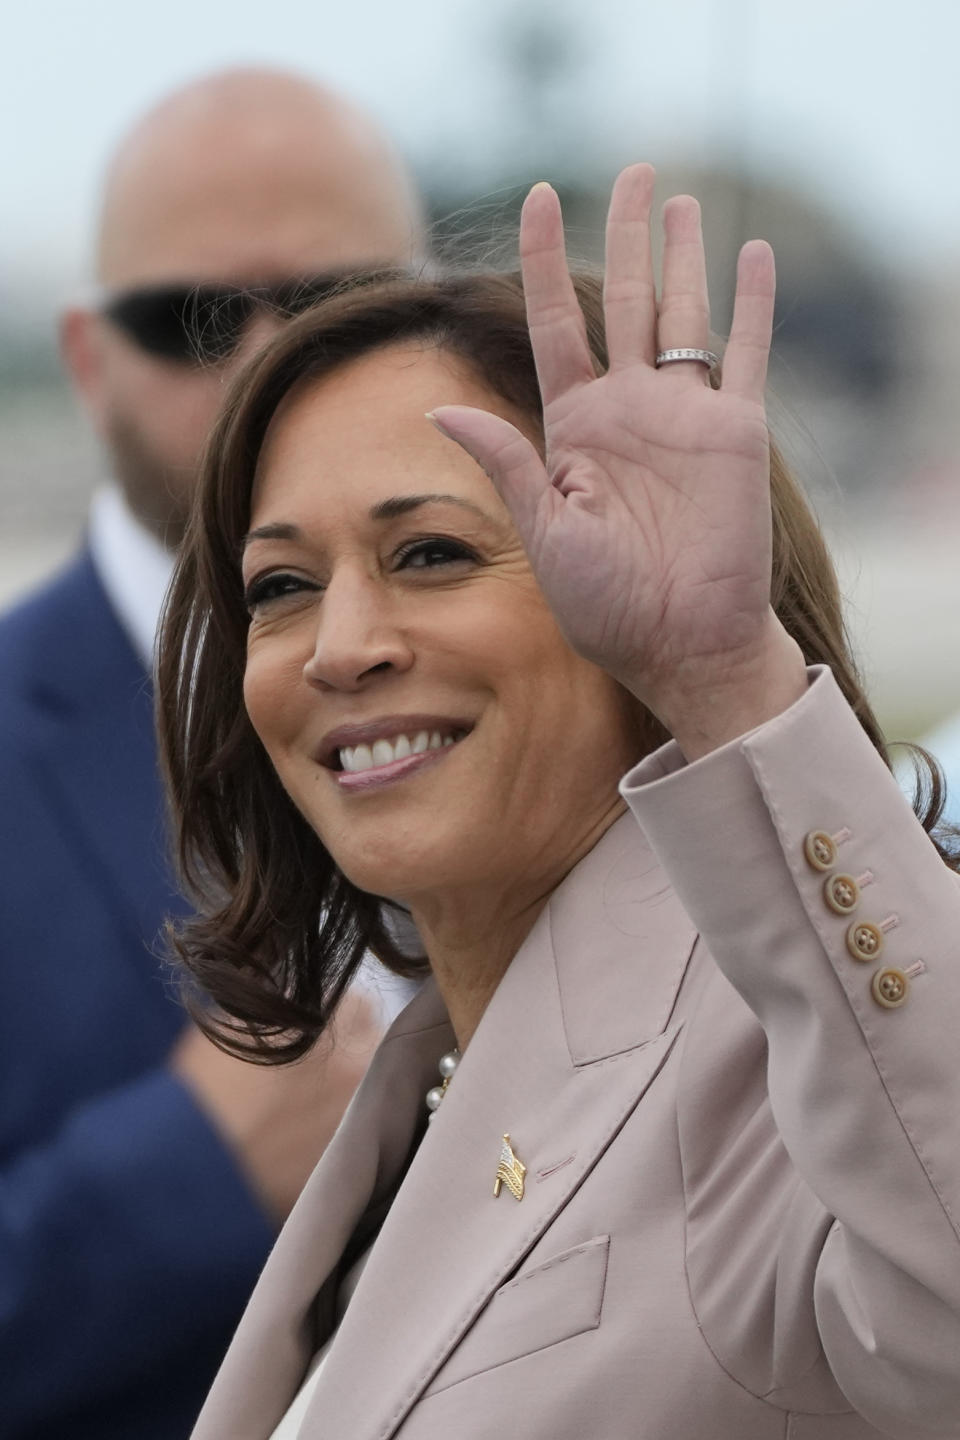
[430,165,807,757]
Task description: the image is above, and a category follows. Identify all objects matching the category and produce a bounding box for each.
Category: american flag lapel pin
[493,1133,526,1201]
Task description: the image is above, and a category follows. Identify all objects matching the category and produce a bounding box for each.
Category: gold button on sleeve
[871,967,909,1009]
[846,921,884,963]
[824,874,860,915]
[804,830,837,872]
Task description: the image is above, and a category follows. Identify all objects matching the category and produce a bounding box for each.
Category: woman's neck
[413,893,547,1050]
[407,796,628,1049]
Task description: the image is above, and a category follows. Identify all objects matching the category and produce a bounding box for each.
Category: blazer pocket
[423,1235,610,1397]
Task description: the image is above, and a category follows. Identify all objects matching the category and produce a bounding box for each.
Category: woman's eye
[243,572,318,613]
[395,538,477,571]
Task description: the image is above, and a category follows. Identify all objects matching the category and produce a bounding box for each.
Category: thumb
[427,405,558,540]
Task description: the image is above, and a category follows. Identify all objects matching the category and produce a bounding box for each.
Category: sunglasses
[99,274,353,364]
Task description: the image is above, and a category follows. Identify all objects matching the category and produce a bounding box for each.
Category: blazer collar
[192,813,696,1440]
[548,805,697,1062]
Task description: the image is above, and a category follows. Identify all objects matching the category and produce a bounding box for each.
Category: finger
[603,162,657,369]
[656,196,711,379]
[720,239,775,401]
[427,405,561,543]
[519,182,596,407]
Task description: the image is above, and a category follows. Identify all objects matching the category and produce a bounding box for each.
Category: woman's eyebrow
[370,493,491,522]
[242,494,492,551]
[242,522,302,549]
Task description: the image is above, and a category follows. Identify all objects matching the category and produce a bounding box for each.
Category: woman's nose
[301,574,413,692]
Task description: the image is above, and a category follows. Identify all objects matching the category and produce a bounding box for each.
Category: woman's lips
[333,737,463,792]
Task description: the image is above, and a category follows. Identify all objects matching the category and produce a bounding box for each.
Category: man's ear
[60,307,110,433]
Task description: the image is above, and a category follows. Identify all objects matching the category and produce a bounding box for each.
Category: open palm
[431,166,785,727]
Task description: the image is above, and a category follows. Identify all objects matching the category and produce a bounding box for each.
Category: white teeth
[338,728,463,773]
[372,739,394,767]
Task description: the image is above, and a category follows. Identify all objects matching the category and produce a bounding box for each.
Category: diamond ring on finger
[654,347,719,371]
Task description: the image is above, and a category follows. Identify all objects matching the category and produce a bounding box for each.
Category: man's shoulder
[0,547,138,670]
[0,548,144,725]
[0,549,104,649]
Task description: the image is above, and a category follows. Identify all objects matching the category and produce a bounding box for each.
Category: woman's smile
[317,713,474,792]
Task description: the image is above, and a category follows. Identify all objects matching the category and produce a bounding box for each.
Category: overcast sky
[3,0,959,296]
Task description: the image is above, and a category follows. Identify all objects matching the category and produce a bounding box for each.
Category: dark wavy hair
[156,267,955,1064]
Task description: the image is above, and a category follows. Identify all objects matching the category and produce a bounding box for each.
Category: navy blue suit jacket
[0,551,273,1439]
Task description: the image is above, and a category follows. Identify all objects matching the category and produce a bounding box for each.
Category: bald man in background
[0,69,424,1440]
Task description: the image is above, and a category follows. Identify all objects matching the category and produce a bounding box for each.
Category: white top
[269,1245,374,1438]
[87,484,174,670]
[268,1350,328,1440]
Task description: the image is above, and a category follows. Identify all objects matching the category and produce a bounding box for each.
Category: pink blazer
[191,669,960,1439]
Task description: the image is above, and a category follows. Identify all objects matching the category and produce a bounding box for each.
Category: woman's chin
[332,847,449,908]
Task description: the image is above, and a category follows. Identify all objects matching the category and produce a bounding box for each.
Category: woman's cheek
[243,652,287,747]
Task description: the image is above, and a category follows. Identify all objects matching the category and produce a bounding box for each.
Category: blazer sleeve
[621,666,960,1439]
[0,1067,274,1431]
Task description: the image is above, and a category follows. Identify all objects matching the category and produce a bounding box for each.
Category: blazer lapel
[190,980,456,1440]
[303,813,696,1440]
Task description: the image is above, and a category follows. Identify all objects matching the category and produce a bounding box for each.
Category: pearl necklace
[425,1048,460,1120]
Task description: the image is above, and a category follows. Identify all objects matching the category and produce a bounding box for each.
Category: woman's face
[242,342,640,907]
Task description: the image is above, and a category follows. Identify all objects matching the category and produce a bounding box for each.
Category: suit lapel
[191,980,455,1440]
[303,814,695,1440]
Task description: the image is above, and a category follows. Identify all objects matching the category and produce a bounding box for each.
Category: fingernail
[529,180,554,195]
[425,410,451,437]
